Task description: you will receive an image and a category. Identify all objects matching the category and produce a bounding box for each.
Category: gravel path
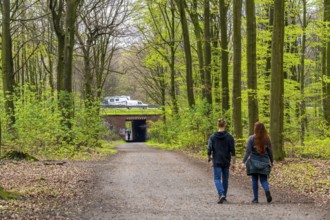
[78,143,329,220]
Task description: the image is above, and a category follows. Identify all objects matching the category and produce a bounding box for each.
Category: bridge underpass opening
[125,119,147,142]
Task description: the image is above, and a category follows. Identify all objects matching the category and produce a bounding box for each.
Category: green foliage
[148,100,215,152]
[0,85,112,160]
[1,150,38,161]
[286,138,330,159]
[13,87,64,151]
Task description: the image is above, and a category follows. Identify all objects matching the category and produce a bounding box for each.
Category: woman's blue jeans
[252,174,269,200]
[213,166,229,197]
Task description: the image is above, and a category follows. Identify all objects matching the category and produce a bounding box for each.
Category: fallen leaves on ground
[0,160,91,219]
[269,158,330,207]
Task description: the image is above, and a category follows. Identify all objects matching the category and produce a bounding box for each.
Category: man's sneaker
[217,196,226,204]
[266,191,272,203]
[251,198,258,203]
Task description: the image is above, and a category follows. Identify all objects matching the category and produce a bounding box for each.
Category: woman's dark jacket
[243,135,274,175]
[207,131,235,168]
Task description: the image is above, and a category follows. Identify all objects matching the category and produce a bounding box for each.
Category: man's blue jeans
[252,174,269,200]
[213,166,230,197]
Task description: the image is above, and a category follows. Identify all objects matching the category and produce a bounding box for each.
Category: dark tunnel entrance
[125,119,147,142]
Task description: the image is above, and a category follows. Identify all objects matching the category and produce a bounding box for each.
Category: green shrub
[285,138,330,159]
[148,100,215,152]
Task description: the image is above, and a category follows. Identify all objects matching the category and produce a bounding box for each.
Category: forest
[0,0,330,218]
[0,0,329,160]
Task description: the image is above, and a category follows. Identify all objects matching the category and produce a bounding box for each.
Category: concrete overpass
[103,114,161,142]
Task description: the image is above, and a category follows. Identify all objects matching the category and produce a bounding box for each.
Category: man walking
[207,118,236,204]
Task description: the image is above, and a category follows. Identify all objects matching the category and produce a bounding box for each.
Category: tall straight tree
[49,0,65,93]
[188,0,205,97]
[62,0,81,129]
[1,0,16,128]
[263,5,274,118]
[270,0,285,160]
[232,0,243,145]
[299,0,307,145]
[204,0,212,106]
[246,0,259,135]
[324,0,330,125]
[219,0,229,115]
[175,0,195,108]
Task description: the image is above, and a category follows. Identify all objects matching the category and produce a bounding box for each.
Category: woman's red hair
[254,122,270,156]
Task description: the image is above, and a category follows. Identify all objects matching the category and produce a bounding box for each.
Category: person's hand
[208,156,212,163]
[231,164,236,172]
[241,163,245,169]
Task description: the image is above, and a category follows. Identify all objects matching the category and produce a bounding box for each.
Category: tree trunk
[232,0,243,147]
[189,0,205,98]
[1,0,16,128]
[176,0,195,108]
[324,0,330,125]
[204,0,212,106]
[211,11,220,113]
[62,0,80,129]
[170,0,178,114]
[219,0,229,116]
[246,0,259,135]
[262,6,274,118]
[49,0,65,93]
[270,0,285,161]
[299,0,307,145]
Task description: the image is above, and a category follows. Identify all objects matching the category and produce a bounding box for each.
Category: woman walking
[241,122,274,203]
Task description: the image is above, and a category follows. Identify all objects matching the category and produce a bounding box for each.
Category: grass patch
[285,138,330,159]
[100,108,162,115]
[145,140,182,151]
[0,187,19,200]
[70,140,119,160]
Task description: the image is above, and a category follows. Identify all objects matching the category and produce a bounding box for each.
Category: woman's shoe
[252,198,258,203]
[266,191,272,203]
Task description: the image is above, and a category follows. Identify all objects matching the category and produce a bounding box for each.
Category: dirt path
[78,143,329,220]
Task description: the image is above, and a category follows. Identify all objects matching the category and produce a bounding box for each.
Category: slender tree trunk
[170,0,178,114]
[270,0,285,161]
[212,11,221,113]
[62,0,80,129]
[246,0,259,135]
[219,0,229,116]
[232,0,243,147]
[299,0,307,145]
[204,0,212,106]
[176,0,195,107]
[1,0,16,128]
[324,0,330,125]
[189,0,205,98]
[262,6,274,118]
[49,0,65,93]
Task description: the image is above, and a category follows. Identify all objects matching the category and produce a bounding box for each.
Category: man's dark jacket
[207,131,235,168]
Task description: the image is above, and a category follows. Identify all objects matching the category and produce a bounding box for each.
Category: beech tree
[232,0,243,145]
[219,0,230,116]
[175,0,195,107]
[246,0,259,135]
[324,0,330,125]
[270,0,285,160]
[1,0,16,129]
